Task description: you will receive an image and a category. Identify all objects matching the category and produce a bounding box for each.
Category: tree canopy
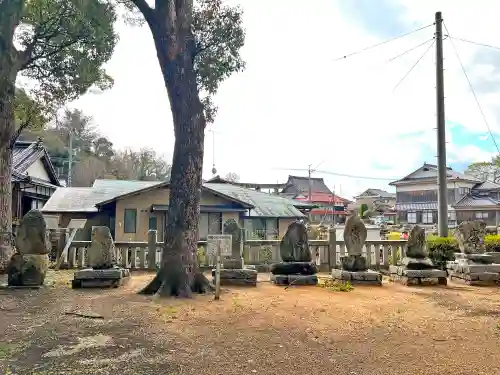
[465,157,500,182]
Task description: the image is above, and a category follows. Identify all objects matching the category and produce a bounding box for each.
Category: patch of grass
[318,279,354,292]
[0,340,31,361]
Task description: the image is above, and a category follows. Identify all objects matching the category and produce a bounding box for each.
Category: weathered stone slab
[72,278,129,289]
[455,263,500,274]
[222,258,243,269]
[74,268,129,280]
[218,278,257,286]
[211,268,257,280]
[270,262,317,275]
[15,210,50,255]
[340,254,367,272]
[392,274,447,286]
[331,269,382,285]
[280,221,311,262]
[402,269,447,278]
[485,252,500,264]
[401,257,435,269]
[271,274,318,286]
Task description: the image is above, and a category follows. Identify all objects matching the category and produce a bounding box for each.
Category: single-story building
[42,179,313,242]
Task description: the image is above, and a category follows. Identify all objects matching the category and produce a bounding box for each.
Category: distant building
[390,163,500,226]
[12,138,61,224]
[349,188,396,219]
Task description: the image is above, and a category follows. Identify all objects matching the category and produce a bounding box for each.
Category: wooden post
[55,228,78,270]
[214,244,221,300]
[328,228,337,270]
[147,230,157,270]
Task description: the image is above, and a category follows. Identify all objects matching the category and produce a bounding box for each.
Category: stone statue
[15,210,50,255]
[405,225,426,258]
[341,215,368,271]
[344,215,367,256]
[455,220,486,254]
[8,210,50,286]
[87,226,117,269]
[223,219,243,259]
[279,220,311,262]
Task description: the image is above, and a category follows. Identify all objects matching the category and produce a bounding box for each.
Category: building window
[459,187,471,196]
[475,212,488,219]
[198,212,221,240]
[124,209,137,233]
[265,218,278,239]
[422,211,433,224]
[149,216,157,231]
[408,212,417,224]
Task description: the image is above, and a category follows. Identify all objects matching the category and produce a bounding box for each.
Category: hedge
[426,236,458,270]
[485,234,500,252]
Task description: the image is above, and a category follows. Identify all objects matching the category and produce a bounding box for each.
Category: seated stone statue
[8,210,50,286]
[455,220,487,255]
[401,225,434,270]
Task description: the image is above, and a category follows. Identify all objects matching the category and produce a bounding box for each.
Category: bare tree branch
[131,0,156,26]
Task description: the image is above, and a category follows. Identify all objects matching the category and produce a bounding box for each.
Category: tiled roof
[361,188,395,198]
[282,175,332,195]
[12,139,60,186]
[44,179,308,218]
[390,163,480,185]
[396,202,438,211]
[473,181,500,191]
[453,194,500,208]
[293,192,348,204]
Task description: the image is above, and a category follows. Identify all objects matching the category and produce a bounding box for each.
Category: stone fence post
[147,230,157,270]
[328,228,337,270]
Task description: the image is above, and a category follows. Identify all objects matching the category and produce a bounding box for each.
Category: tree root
[138,268,214,298]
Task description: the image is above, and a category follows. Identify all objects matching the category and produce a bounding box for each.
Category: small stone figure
[390,225,446,286]
[7,210,50,287]
[211,219,257,286]
[270,221,318,286]
[448,220,500,285]
[72,226,129,289]
[331,216,382,285]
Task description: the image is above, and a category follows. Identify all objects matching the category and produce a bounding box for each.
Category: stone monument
[270,221,318,286]
[331,215,382,285]
[447,220,500,285]
[72,226,130,288]
[211,219,257,286]
[7,210,50,287]
[389,225,447,286]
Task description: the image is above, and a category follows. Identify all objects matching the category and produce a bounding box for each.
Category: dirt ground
[1,271,500,375]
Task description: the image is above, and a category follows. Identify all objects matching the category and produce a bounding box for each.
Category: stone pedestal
[331,268,382,285]
[72,267,130,288]
[447,253,500,285]
[390,257,447,286]
[212,268,258,286]
[270,261,318,286]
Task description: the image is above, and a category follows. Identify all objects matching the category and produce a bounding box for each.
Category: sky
[70,0,500,199]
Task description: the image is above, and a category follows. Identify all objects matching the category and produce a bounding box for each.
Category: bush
[426,236,458,270]
[485,234,500,252]
[360,204,368,218]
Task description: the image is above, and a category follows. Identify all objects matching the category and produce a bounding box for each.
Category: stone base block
[331,269,382,285]
[211,268,258,287]
[270,262,317,275]
[390,266,447,286]
[222,258,243,269]
[271,274,318,286]
[72,267,130,289]
[449,271,500,286]
[455,263,500,274]
[340,254,366,272]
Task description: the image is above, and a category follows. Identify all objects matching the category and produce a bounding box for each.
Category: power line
[446,35,500,52]
[392,38,435,92]
[332,23,435,62]
[385,38,435,63]
[276,168,399,181]
[444,22,500,155]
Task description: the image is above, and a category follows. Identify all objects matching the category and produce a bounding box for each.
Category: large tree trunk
[0,1,22,273]
[139,15,213,297]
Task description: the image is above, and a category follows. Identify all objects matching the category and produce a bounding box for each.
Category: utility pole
[435,11,448,237]
[68,130,73,187]
[308,164,312,203]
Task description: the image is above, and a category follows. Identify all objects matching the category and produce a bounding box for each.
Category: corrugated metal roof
[204,183,305,218]
[42,188,110,212]
[453,195,500,208]
[396,202,438,211]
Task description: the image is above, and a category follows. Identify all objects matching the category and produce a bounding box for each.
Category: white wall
[25,159,50,181]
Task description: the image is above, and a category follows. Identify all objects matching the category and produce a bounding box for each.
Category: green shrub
[360,204,368,218]
[426,236,458,270]
[485,234,500,252]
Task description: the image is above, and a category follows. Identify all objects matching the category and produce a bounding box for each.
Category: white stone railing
[62,239,407,271]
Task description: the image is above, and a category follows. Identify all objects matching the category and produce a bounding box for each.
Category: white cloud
[70,0,500,199]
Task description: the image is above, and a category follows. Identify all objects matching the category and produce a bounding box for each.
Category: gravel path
[1,271,500,375]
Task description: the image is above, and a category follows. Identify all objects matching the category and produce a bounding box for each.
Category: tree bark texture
[0,0,23,273]
[139,4,212,297]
